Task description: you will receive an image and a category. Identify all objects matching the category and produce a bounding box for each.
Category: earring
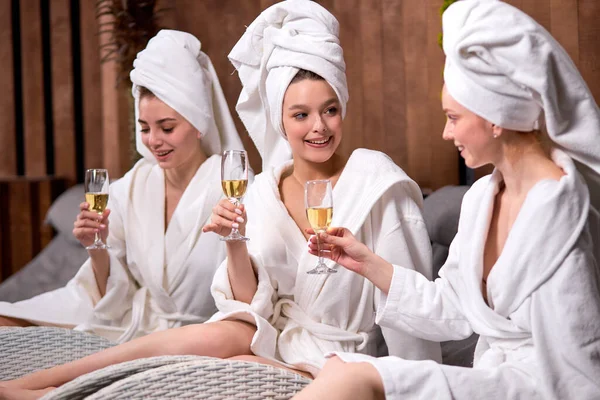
[493,133,499,139]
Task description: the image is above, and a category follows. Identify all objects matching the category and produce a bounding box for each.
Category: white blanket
[0,156,227,343]
[335,149,600,399]
[209,149,441,376]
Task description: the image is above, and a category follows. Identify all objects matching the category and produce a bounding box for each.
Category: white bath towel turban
[228,0,348,170]
[130,29,244,161]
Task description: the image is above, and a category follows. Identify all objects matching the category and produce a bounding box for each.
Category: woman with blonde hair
[0,29,245,343]
[293,1,600,399]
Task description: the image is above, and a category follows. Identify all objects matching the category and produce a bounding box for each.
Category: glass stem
[94,231,100,244]
[230,198,240,236]
[317,232,323,265]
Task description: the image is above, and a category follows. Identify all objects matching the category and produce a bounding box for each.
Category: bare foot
[0,387,55,400]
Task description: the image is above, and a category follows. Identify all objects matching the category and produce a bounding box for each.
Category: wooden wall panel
[427,0,458,190]
[166,0,600,190]
[175,0,263,173]
[0,182,7,281]
[51,0,77,184]
[333,0,364,160]
[7,180,33,276]
[80,0,103,170]
[359,0,385,152]
[98,10,131,180]
[156,0,177,29]
[550,0,579,64]
[0,1,16,177]
[578,0,600,103]
[20,0,46,177]
[381,0,407,169]
[402,0,432,187]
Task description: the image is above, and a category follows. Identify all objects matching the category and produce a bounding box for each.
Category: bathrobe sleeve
[70,182,138,323]
[337,240,600,400]
[376,229,473,342]
[371,186,443,361]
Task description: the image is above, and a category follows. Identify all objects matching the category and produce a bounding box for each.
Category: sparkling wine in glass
[305,179,336,274]
[84,169,110,250]
[221,150,250,242]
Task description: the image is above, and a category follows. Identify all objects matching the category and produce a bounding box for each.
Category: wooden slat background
[0,0,599,281]
[51,0,77,184]
[80,0,103,171]
[20,0,47,177]
[0,1,16,178]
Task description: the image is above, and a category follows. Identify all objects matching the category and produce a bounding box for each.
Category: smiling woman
[201,0,441,379]
[282,75,343,164]
[0,30,245,346]
[137,88,207,169]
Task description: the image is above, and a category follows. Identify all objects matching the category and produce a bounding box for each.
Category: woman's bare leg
[0,316,32,327]
[227,355,313,379]
[2,320,256,391]
[0,387,53,400]
[292,356,385,400]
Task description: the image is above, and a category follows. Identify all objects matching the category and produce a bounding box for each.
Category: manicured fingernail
[236,217,244,223]
[235,209,243,215]
[232,222,239,229]
[100,224,106,229]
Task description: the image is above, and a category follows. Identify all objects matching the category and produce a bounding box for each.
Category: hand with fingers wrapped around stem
[73,202,111,250]
[202,198,248,238]
[305,227,395,294]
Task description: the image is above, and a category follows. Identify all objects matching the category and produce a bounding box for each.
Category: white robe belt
[273,298,370,351]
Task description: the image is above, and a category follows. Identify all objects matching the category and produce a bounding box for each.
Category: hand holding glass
[305,179,336,274]
[84,169,110,250]
[221,150,250,242]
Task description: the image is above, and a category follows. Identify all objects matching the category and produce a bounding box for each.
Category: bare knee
[162,320,256,359]
[317,357,385,399]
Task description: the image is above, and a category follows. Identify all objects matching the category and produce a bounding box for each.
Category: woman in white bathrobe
[0,30,245,344]
[0,1,439,395]
[293,1,600,399]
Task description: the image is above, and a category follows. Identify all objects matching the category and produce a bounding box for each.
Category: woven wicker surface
[87,357,312,400]
[0,327,115,381]
[41,355,211,400]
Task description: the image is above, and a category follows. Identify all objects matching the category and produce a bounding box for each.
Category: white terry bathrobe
[210,149,441,375]
[334,1,600,399]
[208,0,441,376]
[0,30,245,343]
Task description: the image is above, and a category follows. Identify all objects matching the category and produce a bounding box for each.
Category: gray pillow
[423,185,469,247]
[0,234,88,302]
[45,184,85,245]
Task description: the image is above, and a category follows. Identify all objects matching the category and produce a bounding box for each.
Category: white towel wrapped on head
[442,0,600,209]
[130,29,244,160]
[228,0,348,170]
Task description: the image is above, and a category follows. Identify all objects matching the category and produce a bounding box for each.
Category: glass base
[306,263,337,274]
[86,241,110,250]
[220,231,250,242]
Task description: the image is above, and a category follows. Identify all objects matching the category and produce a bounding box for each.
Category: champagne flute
[305,179,336,274]
[221,150,250,242]
[84,169,110,250]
